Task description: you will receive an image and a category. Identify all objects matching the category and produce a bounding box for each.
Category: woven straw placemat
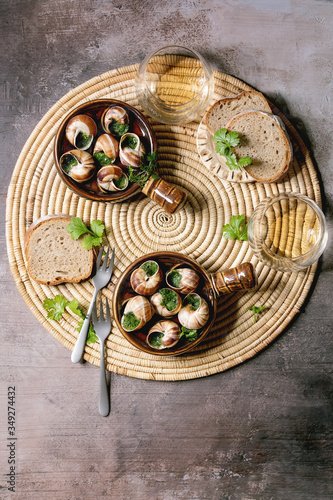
[6,63,321,381]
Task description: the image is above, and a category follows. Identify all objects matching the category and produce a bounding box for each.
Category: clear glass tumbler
[248,192,327,272]
[135,45,214,125]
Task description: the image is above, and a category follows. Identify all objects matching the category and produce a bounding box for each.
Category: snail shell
[147,320,181,350]
[150,288,182,318]
[101,106,129,136]
[130,260,163,296]
[178,293,210,330]
[97,165,129,192]
[166,268,200,294]
[119,133,145,167]
[93,134,119,165]
[121,296,154,332]
[65,114,97,150]
[60,149,96,183]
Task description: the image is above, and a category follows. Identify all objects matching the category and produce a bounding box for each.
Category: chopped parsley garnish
[167,269,182,288]
[122,312,140,331]
[213,128,252,171]
[159,288,178,312]
[222,215,248,241]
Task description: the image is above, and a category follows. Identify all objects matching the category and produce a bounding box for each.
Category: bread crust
[204,90,272,135]
[25,214,94,285]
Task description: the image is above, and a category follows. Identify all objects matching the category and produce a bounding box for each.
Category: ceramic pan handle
[142,177,187,214]
[211,262,256,296]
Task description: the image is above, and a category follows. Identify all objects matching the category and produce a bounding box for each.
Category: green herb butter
[61,154,78,174]
[112,121,129,136]
[76,131,92,149]
[113,175,127,189]
[184,294,200,311]
[122,311,140,331]
[159,288,178,312]
[93,151,114,167]
[168,270,182,288]
[141,261,158,278]
[122,135,138,150]
[149,331,164,348]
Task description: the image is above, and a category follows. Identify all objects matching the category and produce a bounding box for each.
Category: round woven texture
[6,63,321,381]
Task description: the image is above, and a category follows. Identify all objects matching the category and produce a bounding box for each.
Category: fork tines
[92,296,111,324]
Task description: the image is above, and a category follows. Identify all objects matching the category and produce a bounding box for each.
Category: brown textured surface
[6,62,320,381]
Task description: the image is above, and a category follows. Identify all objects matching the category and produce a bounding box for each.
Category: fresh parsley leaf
[224,151,240,171]
[179,327,198,342]
[213,128,240,148]
[43,295,69,321]
[128,150,159,189]
[77,319,98,344]
[247,305,267,323]
[67,299,85,318]
[222,215,248,241]
[67,217,105,249]
[213,128,253,171]
[238,156,252,167]
[67,217,90,240]
[90,220,105,238]
[44,295,98,344]
[82,233,103,250]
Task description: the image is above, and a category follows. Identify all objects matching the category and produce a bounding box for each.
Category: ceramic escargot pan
[54,99,157,203]
[113,251,256,356]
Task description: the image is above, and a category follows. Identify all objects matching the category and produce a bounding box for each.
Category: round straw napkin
[6,63,321,380]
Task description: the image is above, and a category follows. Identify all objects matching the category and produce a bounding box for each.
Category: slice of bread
[204,90,272,135]
[225,111,292,183]
[25,215,94,285]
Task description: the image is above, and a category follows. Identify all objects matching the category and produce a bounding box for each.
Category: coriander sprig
[222,215,248,241]
[67,217,105,250]
[128,151,159,189]
[43,295,98,343]
[213,128,252,171]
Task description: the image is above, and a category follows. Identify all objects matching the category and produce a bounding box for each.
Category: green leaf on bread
[67,217,105,249]
[213,128,252,171]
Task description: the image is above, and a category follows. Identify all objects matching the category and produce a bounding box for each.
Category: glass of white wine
[135,45,214,125]
[248,192,327,272]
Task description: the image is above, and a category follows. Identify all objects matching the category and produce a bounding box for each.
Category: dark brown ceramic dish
[113,251,256,356]
[54,99,157,203]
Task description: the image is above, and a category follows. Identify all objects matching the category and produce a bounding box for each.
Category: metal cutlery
[92,297,111,417]
[71,246,115,364]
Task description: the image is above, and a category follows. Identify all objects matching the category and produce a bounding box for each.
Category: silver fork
[92,297,111,417]
[71,246,115,364]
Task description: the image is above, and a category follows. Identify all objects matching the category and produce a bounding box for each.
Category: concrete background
[1,1,333,498]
